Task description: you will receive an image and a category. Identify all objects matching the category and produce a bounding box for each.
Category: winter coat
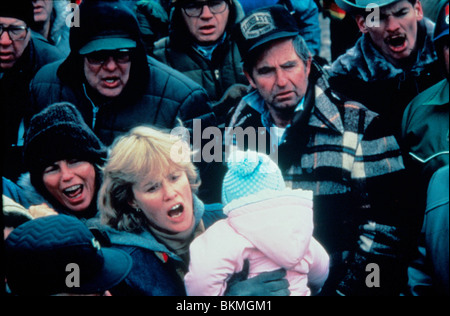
[31,0,70,56]
[402,79,449,189]
[227,61,407,296]
[327,18,442,140]
[29,54,212,146]
[401,78,449,242]
[407,165,449,296]
[152,0,248,102]
[1,36,65,182]
[86,195,226,296]
[185,189,330,296]
[135,0,172,53]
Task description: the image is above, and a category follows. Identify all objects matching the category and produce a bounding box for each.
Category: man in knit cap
[1,0,65,182]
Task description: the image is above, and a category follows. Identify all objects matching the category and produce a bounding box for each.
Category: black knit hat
[5,215,132,296]
[0,0,34,26]
[23,103,106,193]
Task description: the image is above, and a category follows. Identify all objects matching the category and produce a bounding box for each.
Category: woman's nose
[163,182,177,201]
[60,163,75,181]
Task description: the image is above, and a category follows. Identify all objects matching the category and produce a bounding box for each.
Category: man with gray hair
[228,5,408,295]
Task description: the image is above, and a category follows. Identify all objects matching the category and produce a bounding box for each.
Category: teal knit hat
[222,150,286,206]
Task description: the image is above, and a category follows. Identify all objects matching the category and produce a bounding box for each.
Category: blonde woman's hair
[98,126,200,232]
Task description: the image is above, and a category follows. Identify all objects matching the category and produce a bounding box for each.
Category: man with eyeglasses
[29,0,213,148]
[1,1,64,182]
[153,0,248,106]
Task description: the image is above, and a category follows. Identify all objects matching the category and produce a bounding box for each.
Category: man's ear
[244,70,257,89]
[305,56,312,78]
[414,0,424,21]
[355,15,369,33]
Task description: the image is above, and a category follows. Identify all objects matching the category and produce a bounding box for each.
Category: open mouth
[102,77,120,87]
[385,34,407,52]
[0,52,14,60]
[63,184,83,199]
[168,204,184,219]
[199,25,216,34]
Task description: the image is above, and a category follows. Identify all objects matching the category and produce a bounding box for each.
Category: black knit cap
[23,102,106,194]
[0,0,34,26]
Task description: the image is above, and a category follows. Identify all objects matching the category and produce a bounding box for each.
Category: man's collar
[193,32,227,60]
[243,90,305,129]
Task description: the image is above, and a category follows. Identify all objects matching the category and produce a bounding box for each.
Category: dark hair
[24,102,107,217]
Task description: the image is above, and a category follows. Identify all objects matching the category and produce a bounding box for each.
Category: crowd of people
[1,0,448,296]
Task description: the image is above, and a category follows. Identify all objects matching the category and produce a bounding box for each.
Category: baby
[185,150,329,296]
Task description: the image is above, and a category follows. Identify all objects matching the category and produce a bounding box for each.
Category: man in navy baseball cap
[233,5,300,63]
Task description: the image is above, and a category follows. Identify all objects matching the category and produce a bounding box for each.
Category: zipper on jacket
[82,83,100,130]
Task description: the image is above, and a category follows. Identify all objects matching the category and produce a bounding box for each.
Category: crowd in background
[1,0,448,296]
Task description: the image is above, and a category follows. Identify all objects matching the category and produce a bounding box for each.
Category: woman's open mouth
[168,204,184,219]
[63,184,84,200]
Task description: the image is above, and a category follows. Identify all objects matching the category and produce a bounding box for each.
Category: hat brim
[434,30,449,42]
[245,31,300,60]
[69,247,132,295]
[335,0,399,14]
[79,38,137,55]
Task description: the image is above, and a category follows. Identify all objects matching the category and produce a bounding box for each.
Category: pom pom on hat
[222,149,286,206]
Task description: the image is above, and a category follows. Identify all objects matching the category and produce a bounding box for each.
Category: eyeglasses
[182,0,228,18]
[0,25,28,41]
[84,49,133,66]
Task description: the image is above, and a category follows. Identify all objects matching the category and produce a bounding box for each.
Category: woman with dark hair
[3,102,107,220]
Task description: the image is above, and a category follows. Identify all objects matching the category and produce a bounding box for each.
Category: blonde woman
[90,126,289,296]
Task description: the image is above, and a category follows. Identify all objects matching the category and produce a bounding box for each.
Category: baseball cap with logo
[434,2,449,42]
[233,5,300,62]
